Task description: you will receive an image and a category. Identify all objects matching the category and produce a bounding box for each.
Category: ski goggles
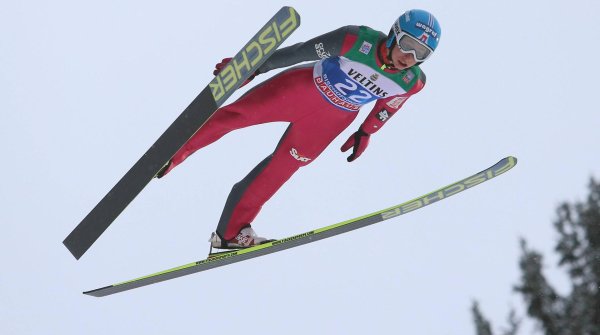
[394,33,433,62]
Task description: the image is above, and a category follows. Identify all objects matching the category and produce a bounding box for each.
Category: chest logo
[403,71,415,84]
[359,41,372,55]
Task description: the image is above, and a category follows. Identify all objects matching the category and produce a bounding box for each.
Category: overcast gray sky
[2,0,599,334]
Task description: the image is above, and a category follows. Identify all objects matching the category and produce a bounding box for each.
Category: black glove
[340,129,370,162]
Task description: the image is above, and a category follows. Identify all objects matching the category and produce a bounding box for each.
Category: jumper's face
[390,44,418,69]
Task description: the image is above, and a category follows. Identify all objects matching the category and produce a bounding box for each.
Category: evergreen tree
[472,301,494,335]
[472,178,600,335]
[471,301,520,335]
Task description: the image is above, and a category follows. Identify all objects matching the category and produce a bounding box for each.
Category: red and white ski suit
[163,26,426,240]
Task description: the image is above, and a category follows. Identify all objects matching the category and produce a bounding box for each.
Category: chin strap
[379,44,396,71]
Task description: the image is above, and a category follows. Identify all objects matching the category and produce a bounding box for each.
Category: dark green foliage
[471,302,520,335]
[472,301,494,335]
[473,178,600,335]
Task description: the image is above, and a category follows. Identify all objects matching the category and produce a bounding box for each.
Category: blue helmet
[386,9,442,62]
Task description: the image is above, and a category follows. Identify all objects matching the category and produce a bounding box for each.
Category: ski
[63,7,301,260]
[84,156,517,297]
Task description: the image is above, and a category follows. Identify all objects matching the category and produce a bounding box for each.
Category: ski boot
[208,226,272,253]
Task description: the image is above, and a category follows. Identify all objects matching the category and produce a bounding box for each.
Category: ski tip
[504,156,518,167]
[498,156,517,166]
[63,237,84,260]
[83,285,113,297]
[281,6,299,14]
[279,6,301,24]
[492,156,518,175]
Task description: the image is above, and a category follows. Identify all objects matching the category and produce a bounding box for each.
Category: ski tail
[84,156,517,297]
[63,7,301,260]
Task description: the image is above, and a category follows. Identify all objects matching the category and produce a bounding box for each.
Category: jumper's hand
[340,129,370,162]
[213,58,257,86]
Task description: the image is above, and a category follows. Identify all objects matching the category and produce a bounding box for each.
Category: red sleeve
[340,32,358,55]
[359,77,425,135]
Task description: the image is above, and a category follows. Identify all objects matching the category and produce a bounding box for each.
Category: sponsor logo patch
[386,96,407,109]
[359,41,372,55]
[290,148,312,162]
[315,42,331,59]
[377,109,390,122]
[415,21,439,38]
[403,71,415,84]
[347,68,388,97]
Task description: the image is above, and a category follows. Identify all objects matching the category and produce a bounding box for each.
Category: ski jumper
[165,26,427,240]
